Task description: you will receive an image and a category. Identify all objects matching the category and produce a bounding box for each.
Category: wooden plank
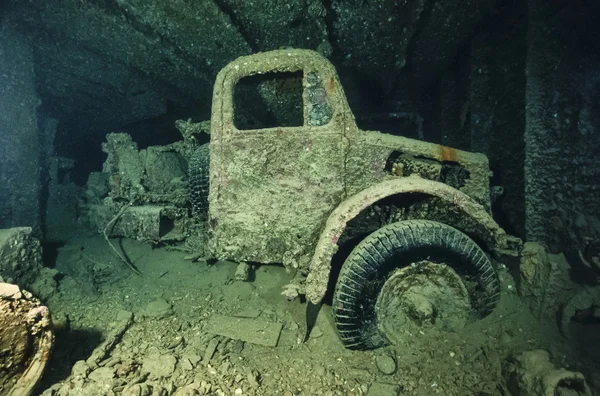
[206,315,283,347]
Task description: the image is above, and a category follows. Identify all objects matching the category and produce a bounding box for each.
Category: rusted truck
[199,49,509,350]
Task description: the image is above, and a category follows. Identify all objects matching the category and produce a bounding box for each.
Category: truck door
[209,51,348,268]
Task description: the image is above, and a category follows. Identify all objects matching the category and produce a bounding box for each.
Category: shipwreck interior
[1,0,600,395]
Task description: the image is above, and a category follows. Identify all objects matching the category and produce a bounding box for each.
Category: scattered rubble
[504,350,592,396]
[140,299,174,320]
[233,263,250,282]
[367,382,400,396]
[518,242,574,319]
[0,225,591,395]
[375,354,397,375]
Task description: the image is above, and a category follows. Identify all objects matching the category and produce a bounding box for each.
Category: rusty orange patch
[43,347,51,362]
[437,145,458,162]
[326,77,336,96]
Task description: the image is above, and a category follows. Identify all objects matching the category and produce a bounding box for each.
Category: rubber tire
[332,219,500,350]
[188,143,210,216]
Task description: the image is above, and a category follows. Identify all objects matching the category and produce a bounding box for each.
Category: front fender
[304,176,508,304]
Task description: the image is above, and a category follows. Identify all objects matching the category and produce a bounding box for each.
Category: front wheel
[332,220,500,350]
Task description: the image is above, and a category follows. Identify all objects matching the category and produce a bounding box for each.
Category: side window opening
[306,72,334,126]
[233,71,304,130]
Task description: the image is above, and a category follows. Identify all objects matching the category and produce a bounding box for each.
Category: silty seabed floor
[37,235,588,396]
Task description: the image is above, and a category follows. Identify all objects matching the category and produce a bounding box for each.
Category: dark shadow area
[37,328,103,389]
[489,164,521,238]
[52,102,207,186]
[439,161,470,189]
[322,233,369,306]
[158,216,175,238]
[234,71,304,130]
[566,252,600,286]
[303,302,322,343]
[337,67,431,141]
[121,104,202,150]
[41,241,65,269]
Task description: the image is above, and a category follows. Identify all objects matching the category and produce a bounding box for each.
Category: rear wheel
[188,143,210,217]
[332,220,500,350]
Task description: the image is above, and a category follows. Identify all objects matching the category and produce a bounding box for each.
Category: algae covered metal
[207,49,507,302]
[208,49,348,269]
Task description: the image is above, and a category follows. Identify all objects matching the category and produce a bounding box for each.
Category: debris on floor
[206,315,283,347]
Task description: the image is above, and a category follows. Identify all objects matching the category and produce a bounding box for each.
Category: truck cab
[207,49,508,349]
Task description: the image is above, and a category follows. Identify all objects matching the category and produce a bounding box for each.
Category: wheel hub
[375,261,472,342]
